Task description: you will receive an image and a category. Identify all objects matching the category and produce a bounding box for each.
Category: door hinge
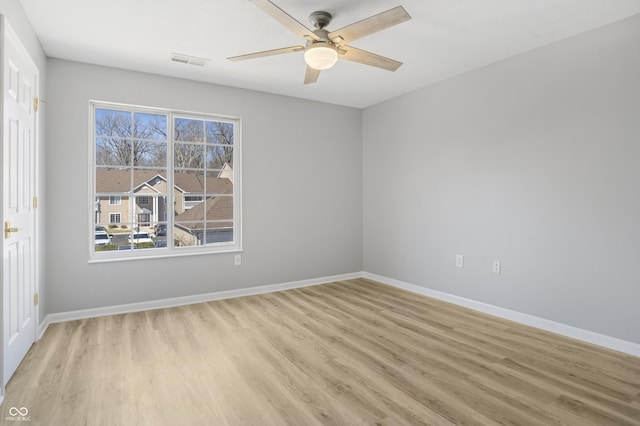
[34,97,39,112]
[34,293,39,306]
[33,196,38,209]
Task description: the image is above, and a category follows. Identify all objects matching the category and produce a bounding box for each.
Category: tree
[95,111,234,170]
[206,121,234,170]
[95,110,167,167]
[174,119,234,170]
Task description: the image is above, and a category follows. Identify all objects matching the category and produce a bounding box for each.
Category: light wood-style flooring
[2,279,639,425]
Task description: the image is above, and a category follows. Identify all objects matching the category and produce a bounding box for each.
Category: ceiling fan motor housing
[309,11,332,29]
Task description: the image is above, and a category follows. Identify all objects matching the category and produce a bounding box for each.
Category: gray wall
[363,14,640,344]
[45,59,362,313]
[0,0,48,323]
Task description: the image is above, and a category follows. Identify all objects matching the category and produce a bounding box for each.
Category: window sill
[88,246,242,264]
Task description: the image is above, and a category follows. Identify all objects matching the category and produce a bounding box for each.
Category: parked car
[95,225,107,233]
[128,232,153,244]
[154,223,167,236]
[94,231,112,246]
[154,239,167,248]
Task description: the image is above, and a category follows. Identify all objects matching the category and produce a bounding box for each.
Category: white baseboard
[363,272,640,357]
[37,272,363,339]
[37,270,640,357]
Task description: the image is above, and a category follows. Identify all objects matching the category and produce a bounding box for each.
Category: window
[91,102,241,258]
[184,195,203,210]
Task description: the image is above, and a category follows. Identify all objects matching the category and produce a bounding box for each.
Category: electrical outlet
[456,255,464,268]
[234,254,242,266]
[492,260,501,274]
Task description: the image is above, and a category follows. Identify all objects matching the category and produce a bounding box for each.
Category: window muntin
[91,102,240,259]
[109,196,121,205]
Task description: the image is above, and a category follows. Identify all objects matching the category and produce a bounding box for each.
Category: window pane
[206,145,233,170]
[205,226,234,245]
[174,117,204,142]
[134,196,152,227]
[174,221,202,247]
[182,196,204,215]
[174,170,205,192]
[134,141,167,168]
[134,113,167,140]
[174,143,204,170]
[126,228,155,250]
[206,121,234,145]
[132,168,167,192]
[96,109,131,137]
[96,167,132,195]
[96,137,132,167]
[152,222,169,248]
[206,176,233,197]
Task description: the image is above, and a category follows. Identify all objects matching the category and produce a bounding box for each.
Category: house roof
[96,169,160,193]
[174,172,232,195]
[96,168,232,195]
[174,196,234,230]
[96,168,234,230]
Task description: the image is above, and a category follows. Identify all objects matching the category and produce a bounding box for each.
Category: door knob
[4,221,20,239]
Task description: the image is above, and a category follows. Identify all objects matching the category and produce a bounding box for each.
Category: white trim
[363,272,640,357]
[38,272,362,338]
[37,318,48,341]
[36,270,640,357]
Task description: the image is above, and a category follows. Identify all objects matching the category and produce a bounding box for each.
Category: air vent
[170,53,209,67]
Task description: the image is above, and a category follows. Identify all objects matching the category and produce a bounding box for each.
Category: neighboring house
[95,169,170,227]
[174,194,234,246]
[217,162,234,183]
[95,165,233,244]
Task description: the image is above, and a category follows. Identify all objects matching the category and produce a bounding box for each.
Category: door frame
[0,15,41,399]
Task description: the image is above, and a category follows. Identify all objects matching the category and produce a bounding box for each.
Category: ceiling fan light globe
[304,44,338,70]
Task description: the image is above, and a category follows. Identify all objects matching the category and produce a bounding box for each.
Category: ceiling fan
[228,0,412,84]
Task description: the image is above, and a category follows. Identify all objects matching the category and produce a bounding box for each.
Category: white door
[2,18,39,385]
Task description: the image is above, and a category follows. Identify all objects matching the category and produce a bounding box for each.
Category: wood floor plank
[1,278,639,425]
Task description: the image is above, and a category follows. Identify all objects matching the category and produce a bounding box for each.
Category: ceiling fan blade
[328,6,411,45]
[251,0,319,41]
[339,46,403,72]
[304,66,321,85]
[228,45,305,61]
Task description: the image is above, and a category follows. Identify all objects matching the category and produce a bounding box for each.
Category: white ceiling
[18,0,640,108]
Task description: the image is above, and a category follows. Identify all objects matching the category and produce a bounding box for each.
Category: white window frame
[137,196,150,205]
[89,101,242,262]
[109,213,121,224]
[109,195,121,205]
